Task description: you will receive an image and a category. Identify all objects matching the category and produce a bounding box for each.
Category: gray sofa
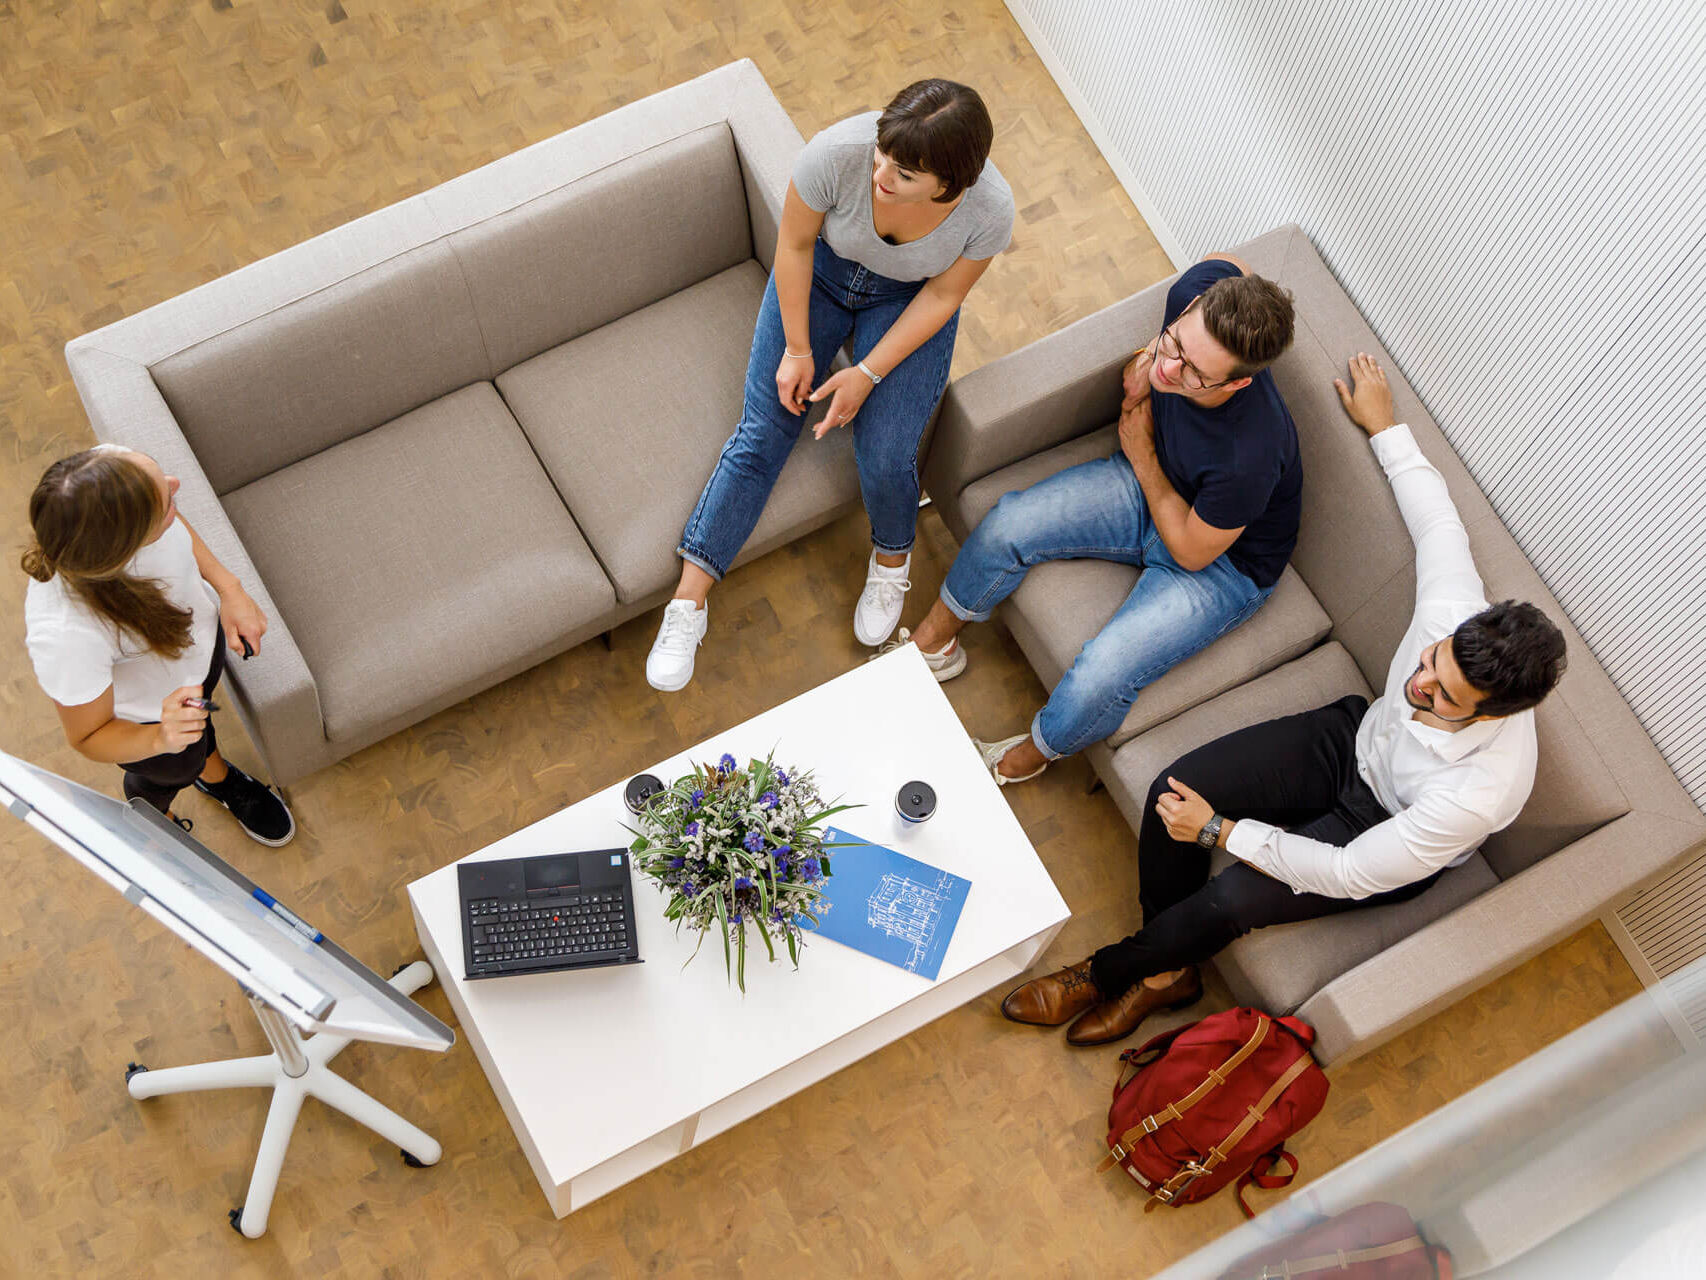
[921,224,1706,1066]
[65,60,858,785]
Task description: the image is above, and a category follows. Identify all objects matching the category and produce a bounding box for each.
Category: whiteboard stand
[0,749,456,1243]
[125,961,443,1239]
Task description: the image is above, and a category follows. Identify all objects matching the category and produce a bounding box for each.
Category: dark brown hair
[1199,274,1296,376]
[22,448,194,660]
[1452,600,1567,718]
[875,79,993,203]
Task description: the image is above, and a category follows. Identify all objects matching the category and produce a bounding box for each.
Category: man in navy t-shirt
[889,256,1302,784]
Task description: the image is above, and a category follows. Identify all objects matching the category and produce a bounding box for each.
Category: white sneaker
[974,733,1048,786]
[646,599,708,692]
[872,627,968,682]
[853,552,911,647]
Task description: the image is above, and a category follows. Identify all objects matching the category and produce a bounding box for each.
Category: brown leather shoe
[1065,965,1203,1046]
[1000,959,1103,1026]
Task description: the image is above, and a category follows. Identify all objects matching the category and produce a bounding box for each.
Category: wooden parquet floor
[0,2,1642,1276]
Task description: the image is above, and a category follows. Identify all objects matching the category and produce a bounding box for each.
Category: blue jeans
[940,454,1273,758]
[679,238,959,579]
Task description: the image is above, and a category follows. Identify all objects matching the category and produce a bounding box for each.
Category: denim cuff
[1029,709,1067,761]
[676,546,726,583]
[937,583,991,624]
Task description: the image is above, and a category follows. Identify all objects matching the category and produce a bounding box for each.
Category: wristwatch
[857,359,883,385]
[1196,813,1224,849]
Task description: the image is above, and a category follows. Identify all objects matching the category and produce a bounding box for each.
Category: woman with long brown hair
[22,444,294,844]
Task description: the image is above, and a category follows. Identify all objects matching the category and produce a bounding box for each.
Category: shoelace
[656,604,703,653]
[861,572,910,609]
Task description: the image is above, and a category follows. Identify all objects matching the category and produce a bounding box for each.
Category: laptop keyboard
[466,890,630,965]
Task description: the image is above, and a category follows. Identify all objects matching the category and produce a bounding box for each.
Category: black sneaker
[194,765,296,846]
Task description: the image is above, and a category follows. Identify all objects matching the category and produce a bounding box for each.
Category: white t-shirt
[24,518,221,724]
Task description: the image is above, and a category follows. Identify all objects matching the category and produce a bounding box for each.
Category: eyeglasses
[1155,299,1238,393]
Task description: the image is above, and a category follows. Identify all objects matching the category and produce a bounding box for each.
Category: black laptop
[457,848,642,980]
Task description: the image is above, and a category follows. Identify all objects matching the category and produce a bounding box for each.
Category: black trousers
[118,634,227,815]
[1088,695,1443,998]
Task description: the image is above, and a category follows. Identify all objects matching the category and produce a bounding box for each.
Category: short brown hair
[875,79,993,204]
[1199,274,1295,376]
[22,448,195,659]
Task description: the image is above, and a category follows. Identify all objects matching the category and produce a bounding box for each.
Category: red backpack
[1097,1008,1329,1214]
[1217,1202,1455,1279]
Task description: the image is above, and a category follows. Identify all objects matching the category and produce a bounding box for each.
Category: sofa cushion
[496,261,861,603]
[958,426,1332,746]
[151,244,493,494]
[221,383,615,744]
[451,124,753,374]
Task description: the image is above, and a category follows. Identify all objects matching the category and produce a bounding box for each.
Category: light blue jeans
[679,238,959,580]
[940,454,1274,758]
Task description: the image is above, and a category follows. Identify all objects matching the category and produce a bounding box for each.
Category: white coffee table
[406,646,1070,1216]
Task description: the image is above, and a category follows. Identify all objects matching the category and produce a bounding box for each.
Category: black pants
[118,635,226,815]
[1088,695,1443,997]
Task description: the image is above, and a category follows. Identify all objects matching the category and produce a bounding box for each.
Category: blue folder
[804,827,972,981]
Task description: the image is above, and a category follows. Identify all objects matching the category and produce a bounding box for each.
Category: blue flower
[735,875,753,890]
[775,769,790,787]
[775,854,790,875]
[689,789,704,809]
[685,820,699,837]
[774,844,791,858]
[743,830,765,853]
[759,791,778,810]
[801,856,821,880]
[682,881,696,897]
[669,857,685,869]
[719,753,737,772]
[731,910,743,924]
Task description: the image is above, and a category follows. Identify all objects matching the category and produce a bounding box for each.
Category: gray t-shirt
[792,111,1014,282]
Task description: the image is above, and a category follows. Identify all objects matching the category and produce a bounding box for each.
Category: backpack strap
[1100,1013,1271,1172]
[1233,1147,1299,1217]
[1223,1236,1430,1279]
[1111,1021,1195,1098]
[1143,1047,1316,1209]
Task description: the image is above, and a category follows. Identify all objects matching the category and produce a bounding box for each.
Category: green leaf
[714,892,731,984]
[736,919,747,992]
[751,912,776,962]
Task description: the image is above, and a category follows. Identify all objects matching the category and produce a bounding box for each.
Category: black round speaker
[624,773,665,815]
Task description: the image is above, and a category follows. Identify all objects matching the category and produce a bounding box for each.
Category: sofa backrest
[1235,226,1634,878]
[150,244,493,494]
[448,123,752,374]
[148,123,753,496]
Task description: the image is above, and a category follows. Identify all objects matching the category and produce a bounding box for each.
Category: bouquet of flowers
[626,751,856,991]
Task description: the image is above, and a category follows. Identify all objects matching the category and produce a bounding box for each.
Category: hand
[776,351,813,417]
[1117,394,1156,468]
[1333,352,1396,437]
[808,367,875,439]
[157,686,210,754]
[1122,343,1154,412]
[1155,775,1216,844]
[217,583,267,657]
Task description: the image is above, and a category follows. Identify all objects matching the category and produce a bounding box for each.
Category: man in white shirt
[1001,354,1568,1046]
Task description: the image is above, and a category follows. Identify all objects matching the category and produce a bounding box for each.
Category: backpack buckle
[1155,1159,1211,1204]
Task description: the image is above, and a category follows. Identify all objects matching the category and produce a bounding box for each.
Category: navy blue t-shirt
[1148,259,1302,590]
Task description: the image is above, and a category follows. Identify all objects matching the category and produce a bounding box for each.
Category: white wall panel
[1008,0,1706,811]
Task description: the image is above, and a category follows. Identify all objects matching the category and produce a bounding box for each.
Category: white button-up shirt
[1224,424,1539,900]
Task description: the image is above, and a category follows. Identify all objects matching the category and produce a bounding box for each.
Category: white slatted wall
[1006,0,1706,813]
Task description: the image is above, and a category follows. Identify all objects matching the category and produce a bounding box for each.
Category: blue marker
[251,888,324,944]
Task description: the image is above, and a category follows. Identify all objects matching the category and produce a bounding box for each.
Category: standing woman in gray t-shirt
[647,79,1014,692]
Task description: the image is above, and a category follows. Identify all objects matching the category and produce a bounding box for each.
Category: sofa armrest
[725,60,805,276]
[1297,810,1706,1067]
[920,290,1164,530]
[64,342,329,786]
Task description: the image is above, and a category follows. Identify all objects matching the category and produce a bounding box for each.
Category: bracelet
[782,348,813,360]
[857,359,884,386]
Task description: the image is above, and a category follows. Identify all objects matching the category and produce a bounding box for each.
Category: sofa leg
[601,630,614,651]
[1085,773,1104,797]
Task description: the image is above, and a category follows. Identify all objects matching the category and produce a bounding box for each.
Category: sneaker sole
[854,617,902,647]
[927,647,968,682]
[193,783,297,847]
[646,665,695,693]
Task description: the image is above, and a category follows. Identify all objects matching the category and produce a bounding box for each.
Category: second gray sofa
[922,224,1706,1066]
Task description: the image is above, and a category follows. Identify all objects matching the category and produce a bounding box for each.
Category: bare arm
[1117,387,1244,573]
[53,684,206,765]
[771,183,829,415]
[180,514,268,656]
